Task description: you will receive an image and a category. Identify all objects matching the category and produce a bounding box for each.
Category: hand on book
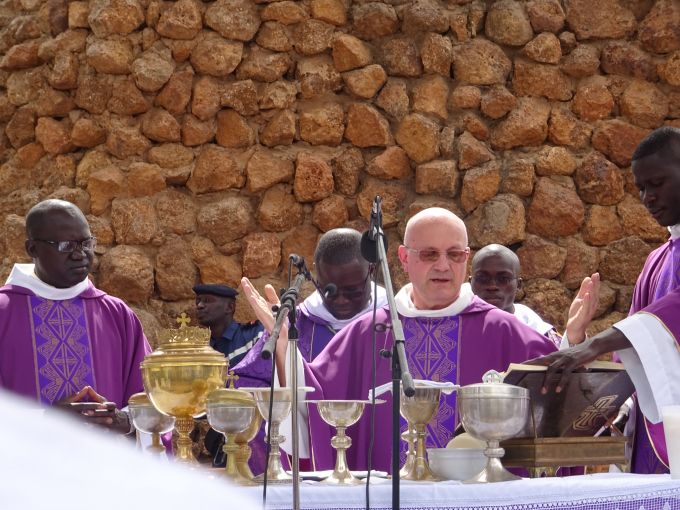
[525,341,602,394]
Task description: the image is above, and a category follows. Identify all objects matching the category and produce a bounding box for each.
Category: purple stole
[632,239,679,473]
[28,295,95,405]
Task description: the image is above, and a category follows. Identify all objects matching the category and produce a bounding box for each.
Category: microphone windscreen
[323,283,337,299]
[360,231,378,263]
[288,253,304,266]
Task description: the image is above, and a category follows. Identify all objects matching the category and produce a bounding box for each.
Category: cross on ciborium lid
[156,313,211,347]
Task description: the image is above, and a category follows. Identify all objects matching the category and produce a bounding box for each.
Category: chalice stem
[174,416,196,463]
[400,425,416,476]
[236,444,255,479]
[224,436,240,477]
[147,432,166,455]
[413,426,436,480]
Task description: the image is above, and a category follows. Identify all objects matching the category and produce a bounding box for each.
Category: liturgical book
[502,361,635,438]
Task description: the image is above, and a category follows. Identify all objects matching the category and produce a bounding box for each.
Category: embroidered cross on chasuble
[403,315,461,449]
[28,296,95,405]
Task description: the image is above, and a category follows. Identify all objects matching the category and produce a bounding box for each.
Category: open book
[502,361,635,438]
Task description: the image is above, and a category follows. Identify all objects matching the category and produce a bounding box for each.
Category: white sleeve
[278,343,310,458]
[614,313,680,424]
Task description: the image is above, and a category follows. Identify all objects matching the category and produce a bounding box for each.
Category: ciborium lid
[128,392,151,407]
[206,388,256,407]
[141,313,227,367]
[459,370,528,399]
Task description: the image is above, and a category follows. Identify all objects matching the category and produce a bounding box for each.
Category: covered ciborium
[457,370,529,483]
[141,314,227,464]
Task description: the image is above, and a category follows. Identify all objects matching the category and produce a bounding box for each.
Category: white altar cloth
[250,473,680,510]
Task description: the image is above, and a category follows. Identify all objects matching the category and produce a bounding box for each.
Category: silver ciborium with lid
[141,313,227,464]
[457,370,529,483]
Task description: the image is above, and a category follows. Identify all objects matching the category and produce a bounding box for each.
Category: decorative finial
[226,371,239,389]
[176,312,191,329]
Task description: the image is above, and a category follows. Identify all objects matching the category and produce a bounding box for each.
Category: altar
[246,473,680,510]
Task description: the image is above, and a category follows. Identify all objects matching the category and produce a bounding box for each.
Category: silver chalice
[128,392,175,456]
[457,370,529,483]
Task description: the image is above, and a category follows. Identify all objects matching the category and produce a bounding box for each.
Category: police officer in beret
[193,284,264,367]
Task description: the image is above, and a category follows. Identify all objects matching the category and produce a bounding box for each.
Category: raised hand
[565,273,600,345]
[240,277,281,333]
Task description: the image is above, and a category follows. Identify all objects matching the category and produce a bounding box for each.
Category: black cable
[262,258,294,508]
[365,242,380,510]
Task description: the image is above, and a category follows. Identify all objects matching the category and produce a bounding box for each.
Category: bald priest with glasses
[272,207,564,474]
[0,199,151,434]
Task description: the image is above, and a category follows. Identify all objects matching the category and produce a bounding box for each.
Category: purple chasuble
[628,240,679,474]
[0,282,151,408]
[304,297,557,473]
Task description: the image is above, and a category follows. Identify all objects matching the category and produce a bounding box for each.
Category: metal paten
[206,387,258,485]
[399,385,443,481]
[457,370,529,483]
[141,314,227,464]
[128,392,176,455]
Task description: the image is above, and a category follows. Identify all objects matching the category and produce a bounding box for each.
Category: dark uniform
[192,283,264,367]
[210,320,263,367]
[193,283,265,467]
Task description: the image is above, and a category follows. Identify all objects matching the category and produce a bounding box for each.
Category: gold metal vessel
[206,388,258,484]
[141,316,227,464]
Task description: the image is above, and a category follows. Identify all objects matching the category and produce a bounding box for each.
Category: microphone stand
[367,197,414,510]
[261,260,310,510]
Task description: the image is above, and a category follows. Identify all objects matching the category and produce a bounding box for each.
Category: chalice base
[253,471,293,484]
[400,459,439,481]
[323,471,362,486]
[464,457,521,484]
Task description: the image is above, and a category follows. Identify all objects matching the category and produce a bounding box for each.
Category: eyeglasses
[33,237,97,253]
[405,246,470,264]
[471,273,517,286]
[317,272,371,301]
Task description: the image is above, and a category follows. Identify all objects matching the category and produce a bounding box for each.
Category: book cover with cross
[502,361,635,438]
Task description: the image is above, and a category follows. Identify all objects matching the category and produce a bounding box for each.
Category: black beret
[192,284,238,298]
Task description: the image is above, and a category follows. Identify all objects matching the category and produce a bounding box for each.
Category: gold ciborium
[310,400,375,485]
[128,392,175,455]
[206,387,258,485]
[141,314,227,464]
[400,384,442,481]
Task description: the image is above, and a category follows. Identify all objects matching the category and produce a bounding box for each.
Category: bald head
[471,244,519,274]
[404,207,468,247]
[26,199,88,239]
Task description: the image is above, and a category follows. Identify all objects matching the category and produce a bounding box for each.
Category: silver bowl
[457,372,529,483]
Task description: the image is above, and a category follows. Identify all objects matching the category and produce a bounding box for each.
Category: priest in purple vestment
[273,208,559,473]
[234,228,387,470]
[535,126,680,474]
[0,199,151,434]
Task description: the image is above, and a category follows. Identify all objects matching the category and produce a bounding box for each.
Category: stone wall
[0,0,678,345]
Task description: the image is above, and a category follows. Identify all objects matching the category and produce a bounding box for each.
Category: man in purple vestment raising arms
[0,199,151,434]
[535,126,680,475]
[270,208,568,474]
[236,228,388,468]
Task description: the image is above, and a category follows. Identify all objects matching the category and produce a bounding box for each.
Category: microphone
[360,195,387,263]
[289,253,305,267]
[322,283,337,299]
